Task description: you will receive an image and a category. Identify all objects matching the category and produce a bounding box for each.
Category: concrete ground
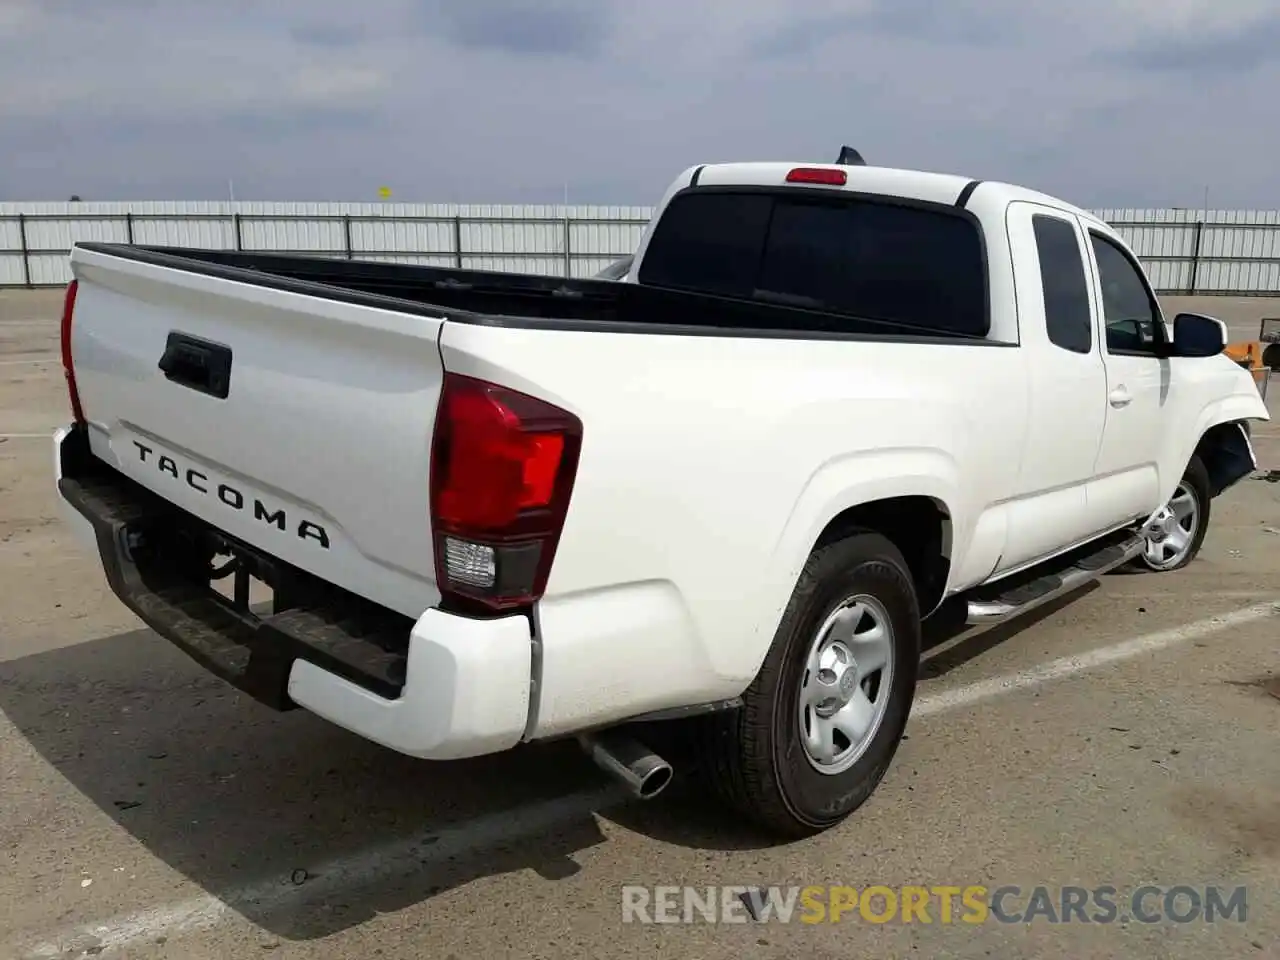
[1,289,1278,960]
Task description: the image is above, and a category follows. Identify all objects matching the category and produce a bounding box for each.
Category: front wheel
[697,531,921,839]
[1136,455,1211,572]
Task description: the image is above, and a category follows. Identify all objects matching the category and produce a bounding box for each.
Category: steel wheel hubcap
[1143,482,1199,569]
[798,595,895,775]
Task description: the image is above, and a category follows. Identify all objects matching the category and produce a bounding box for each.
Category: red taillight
[785,167,847,186]
[429,373,582,611]
[60,279,85,423]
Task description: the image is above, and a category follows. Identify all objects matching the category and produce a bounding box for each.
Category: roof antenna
[835,145,866,166]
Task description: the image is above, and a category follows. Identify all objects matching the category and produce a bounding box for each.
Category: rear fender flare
[744,448,962,679]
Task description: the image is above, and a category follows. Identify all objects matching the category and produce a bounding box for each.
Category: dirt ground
[1,289,1278,959]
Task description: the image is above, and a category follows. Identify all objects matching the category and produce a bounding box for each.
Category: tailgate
[67,245,446,617]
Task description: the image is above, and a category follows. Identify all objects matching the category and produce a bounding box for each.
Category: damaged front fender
[1197,420,1261,496]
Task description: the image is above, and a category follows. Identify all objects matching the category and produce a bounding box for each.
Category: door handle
[1108,387,1132,408]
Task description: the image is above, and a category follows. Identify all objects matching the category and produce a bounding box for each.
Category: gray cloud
[750,14,865,59]
[1110,14,1280,73]
[861,0,1013,45]
[288,22,367,49]
[0,0,1277,208]
[415,0,612,56]
[756,0,1012,57]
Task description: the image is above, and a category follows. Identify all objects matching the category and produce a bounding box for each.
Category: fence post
[563,213,572,278]
[125,211,135,245]
[453,215,463,268]
[232,212,243,251]
[1188,220,1204,295]
[343,215,353,260]
[17,213,32,288]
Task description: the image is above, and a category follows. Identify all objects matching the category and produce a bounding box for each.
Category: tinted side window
[636,191,989,337]
[635,193,771,298]
[1031,215,1092,354]
[1090,233,1161,356]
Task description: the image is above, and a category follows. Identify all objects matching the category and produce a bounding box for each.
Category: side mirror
[1170,312,1226,358]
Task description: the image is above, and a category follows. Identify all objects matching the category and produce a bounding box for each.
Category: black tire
[1134,454,1212,572]
[696,531,921,839]
[1262,342,1280,373]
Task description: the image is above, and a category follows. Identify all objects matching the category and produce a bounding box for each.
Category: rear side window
[1031,214,1093,354]
[638,190,988,337]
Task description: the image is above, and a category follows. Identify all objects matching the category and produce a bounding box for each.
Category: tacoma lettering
[132,440,329,549]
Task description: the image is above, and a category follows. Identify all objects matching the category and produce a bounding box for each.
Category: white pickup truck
[54,158,1268,838]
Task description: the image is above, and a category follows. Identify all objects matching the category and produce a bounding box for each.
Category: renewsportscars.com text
[621,884,1248,925]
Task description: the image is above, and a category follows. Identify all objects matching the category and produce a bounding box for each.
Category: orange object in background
[1223,318,1277,401]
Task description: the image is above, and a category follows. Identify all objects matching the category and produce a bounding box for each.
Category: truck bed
[76,243,1001,345]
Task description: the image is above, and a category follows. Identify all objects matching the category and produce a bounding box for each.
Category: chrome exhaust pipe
[578,731,674,800]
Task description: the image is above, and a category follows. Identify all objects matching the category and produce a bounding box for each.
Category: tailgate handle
[158,332,232,400]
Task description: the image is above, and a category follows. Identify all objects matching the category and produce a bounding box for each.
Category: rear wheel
[697,531,920,838]
[1136,455,1211,572]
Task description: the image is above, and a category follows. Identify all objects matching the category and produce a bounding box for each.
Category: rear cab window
[636,188,989,338]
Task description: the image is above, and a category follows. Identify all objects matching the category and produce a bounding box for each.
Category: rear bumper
[52,424,532,761]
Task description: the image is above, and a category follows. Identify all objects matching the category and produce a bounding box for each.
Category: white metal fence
[3,201,1280,294]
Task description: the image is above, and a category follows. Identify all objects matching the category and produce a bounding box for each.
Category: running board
[965,532,1145,625]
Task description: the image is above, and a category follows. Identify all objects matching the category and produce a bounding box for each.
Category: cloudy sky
[1,0,1277,207]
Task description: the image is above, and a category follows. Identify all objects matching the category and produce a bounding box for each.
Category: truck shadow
[0,626,615,942]
[603,585,1099,851]
[0,592,1085,943]
[917,586,1096,678]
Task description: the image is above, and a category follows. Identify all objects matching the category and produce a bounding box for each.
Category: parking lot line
[912,600,1280,717]
[10,599,1279,959]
